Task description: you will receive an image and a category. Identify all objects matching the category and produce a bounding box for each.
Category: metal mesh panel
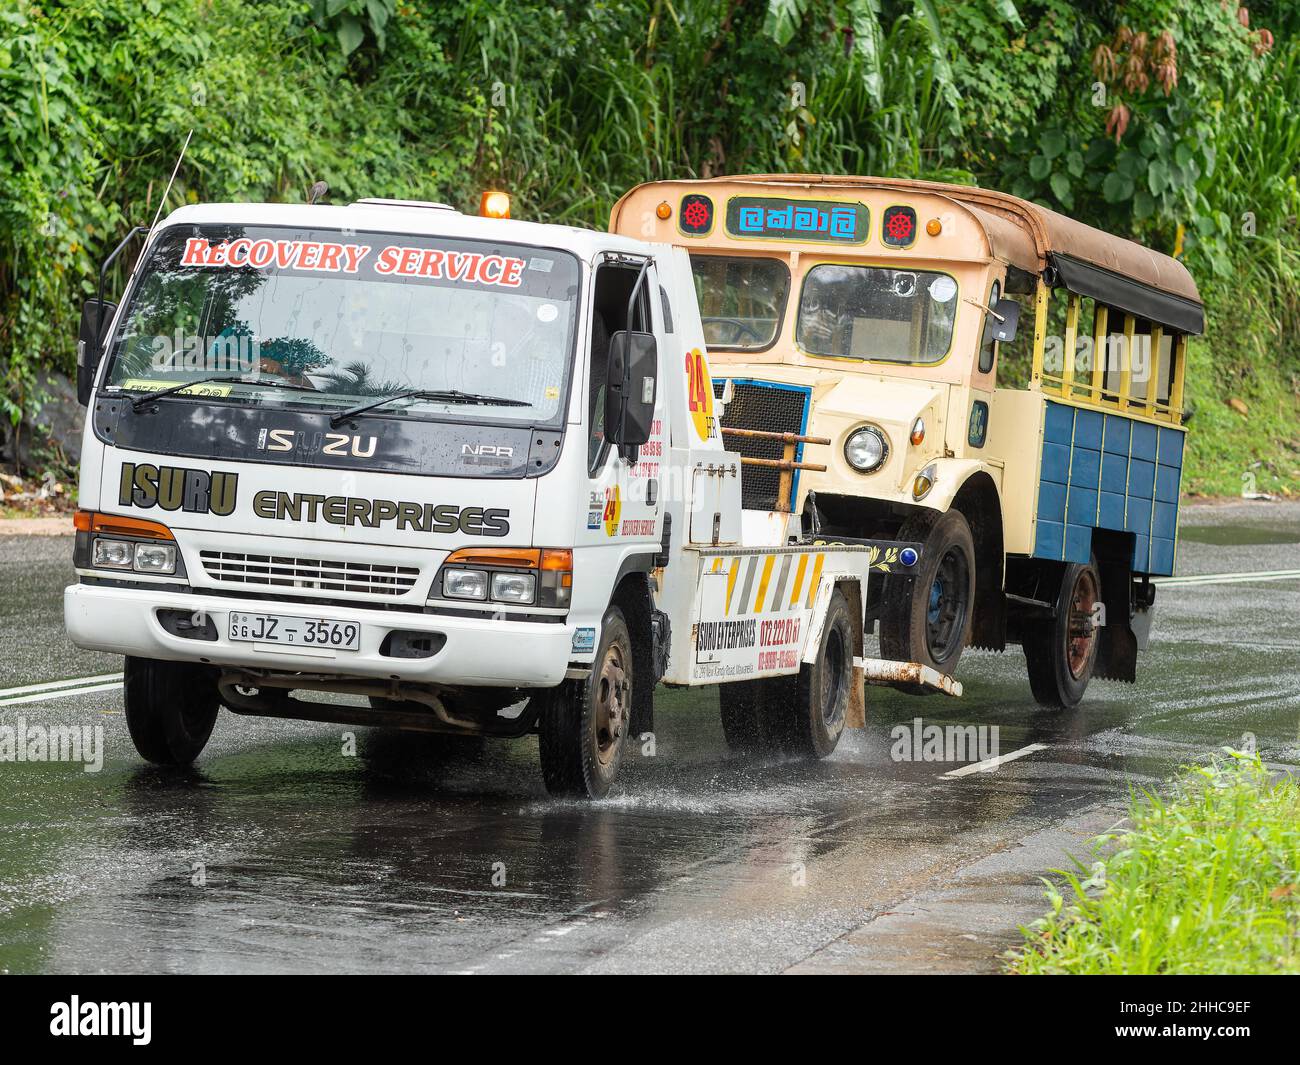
[713,380,809,511]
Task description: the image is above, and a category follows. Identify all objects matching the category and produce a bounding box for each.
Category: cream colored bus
[610,175,1203,707]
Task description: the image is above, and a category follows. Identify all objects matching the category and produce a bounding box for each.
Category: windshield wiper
[122,375,320,411]
[330,389,531,427]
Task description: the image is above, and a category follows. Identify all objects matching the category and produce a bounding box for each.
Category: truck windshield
[796,263,958,364]
[103,225,581,426]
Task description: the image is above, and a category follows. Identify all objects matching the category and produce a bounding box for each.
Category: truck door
[576,256,666,568]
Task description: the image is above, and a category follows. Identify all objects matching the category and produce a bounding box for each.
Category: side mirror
[605,330,657,450]
[77,298,116,406]
[986,297,1021,344]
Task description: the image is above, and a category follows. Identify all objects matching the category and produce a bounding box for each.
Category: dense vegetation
[2,0,1297,493]
[1010,751,1300,974]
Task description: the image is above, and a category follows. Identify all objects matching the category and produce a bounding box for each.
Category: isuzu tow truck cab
[66,198,942,797]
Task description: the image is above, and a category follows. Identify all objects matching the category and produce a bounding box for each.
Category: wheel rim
[819,625,846,729]
[925,547,969,662]
[1066,569,1100,679]
[593,643,628,767]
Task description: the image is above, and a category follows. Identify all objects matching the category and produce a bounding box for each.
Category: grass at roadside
[1008,752,1300,974]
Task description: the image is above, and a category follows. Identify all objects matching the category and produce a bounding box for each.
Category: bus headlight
[845,425,889,473]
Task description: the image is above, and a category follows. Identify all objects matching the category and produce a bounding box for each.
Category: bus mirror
[987,297,1021,344]
[77,298,116,406]
[606,330,657,448]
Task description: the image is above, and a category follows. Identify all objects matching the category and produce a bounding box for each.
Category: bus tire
[123,656,220,765]
[1024,558,1101,709]
[538,606,632,798]
[787,588,852,759]
[879,509,975,678]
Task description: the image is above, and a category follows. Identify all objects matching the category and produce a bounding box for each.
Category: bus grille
[713,379,810,511]
[200,551,419,597]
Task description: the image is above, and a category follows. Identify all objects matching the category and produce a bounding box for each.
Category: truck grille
[200,551,420,597]
[713,379,810,511]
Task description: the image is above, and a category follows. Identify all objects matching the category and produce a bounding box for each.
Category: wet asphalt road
[1,502,1298,974]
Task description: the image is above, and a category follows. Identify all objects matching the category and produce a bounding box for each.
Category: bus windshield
[689,254,788,350]
[103,225,581,425]
[796,263,958,364]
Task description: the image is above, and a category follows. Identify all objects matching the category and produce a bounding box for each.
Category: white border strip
[0,672,124,699]
[1155,568,1300,588]
[0,681,124,707]
[941,743,1049,779]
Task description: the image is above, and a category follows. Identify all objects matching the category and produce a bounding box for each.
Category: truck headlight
[491,571,536,604]
[133,542,177,574]
[845,425,889,473]
[92,538,135,569]
[443,568,489,600]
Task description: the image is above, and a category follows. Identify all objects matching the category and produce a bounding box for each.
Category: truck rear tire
[1024,558,1101,709]
[123,656,220,765]
[538,606,633,798]
[879,509,975,678]
[718,680,764,752]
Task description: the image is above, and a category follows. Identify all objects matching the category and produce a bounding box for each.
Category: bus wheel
[880,509,975,677]
[787,588,852,759]
[1024,559,1101,709]
[123,656,220,765]
[538,606,632,798]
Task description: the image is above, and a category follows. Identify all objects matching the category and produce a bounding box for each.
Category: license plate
[227,611,360,651]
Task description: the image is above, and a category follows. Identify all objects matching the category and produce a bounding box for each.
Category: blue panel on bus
[1100,451,1129,494]
[1103,415,1131,454]
[1099,491,1126,530]
[1159,426,1185,466]
[1070,446,1100,485]
[1033,400,1184,576]
[1038,480,1066,523]
[1074,408,1105,449]
[1044,402,1075,444]
[1131,421,1158,461]
[1041,442,1071,483]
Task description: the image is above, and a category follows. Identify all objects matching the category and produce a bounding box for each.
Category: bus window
[796,264,958,363]
[1102,309,1127,404]
[688,255,788,350]
[1155,330,1175,407]
[978,281,1000,375]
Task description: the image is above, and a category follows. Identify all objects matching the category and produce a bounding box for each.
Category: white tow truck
[64,195,956,797]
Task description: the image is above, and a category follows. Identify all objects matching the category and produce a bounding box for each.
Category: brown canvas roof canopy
[681,174,1205,335]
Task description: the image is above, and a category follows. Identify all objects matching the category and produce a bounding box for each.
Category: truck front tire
[538,606,633,798]
[123,656,220,765]
[880,509,975,677]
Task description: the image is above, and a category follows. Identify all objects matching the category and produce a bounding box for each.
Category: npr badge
[571,628,596,654]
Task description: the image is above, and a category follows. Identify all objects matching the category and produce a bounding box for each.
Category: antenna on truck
[149,128,194,234]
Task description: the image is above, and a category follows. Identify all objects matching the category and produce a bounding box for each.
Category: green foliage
[1010,751,1300,974]
[1,0,1297,493]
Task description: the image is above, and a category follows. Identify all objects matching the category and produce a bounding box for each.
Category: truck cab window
[588,262,650,471]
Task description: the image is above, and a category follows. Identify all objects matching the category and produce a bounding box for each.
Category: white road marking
[0,681,124,707]
[1155,568,1300,588]
[0,672,124,699]
[941,743,1049,779]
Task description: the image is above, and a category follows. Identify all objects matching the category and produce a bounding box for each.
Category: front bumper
[63,583,572,688]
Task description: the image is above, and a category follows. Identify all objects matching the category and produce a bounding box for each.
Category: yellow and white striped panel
[707,552,826,616]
